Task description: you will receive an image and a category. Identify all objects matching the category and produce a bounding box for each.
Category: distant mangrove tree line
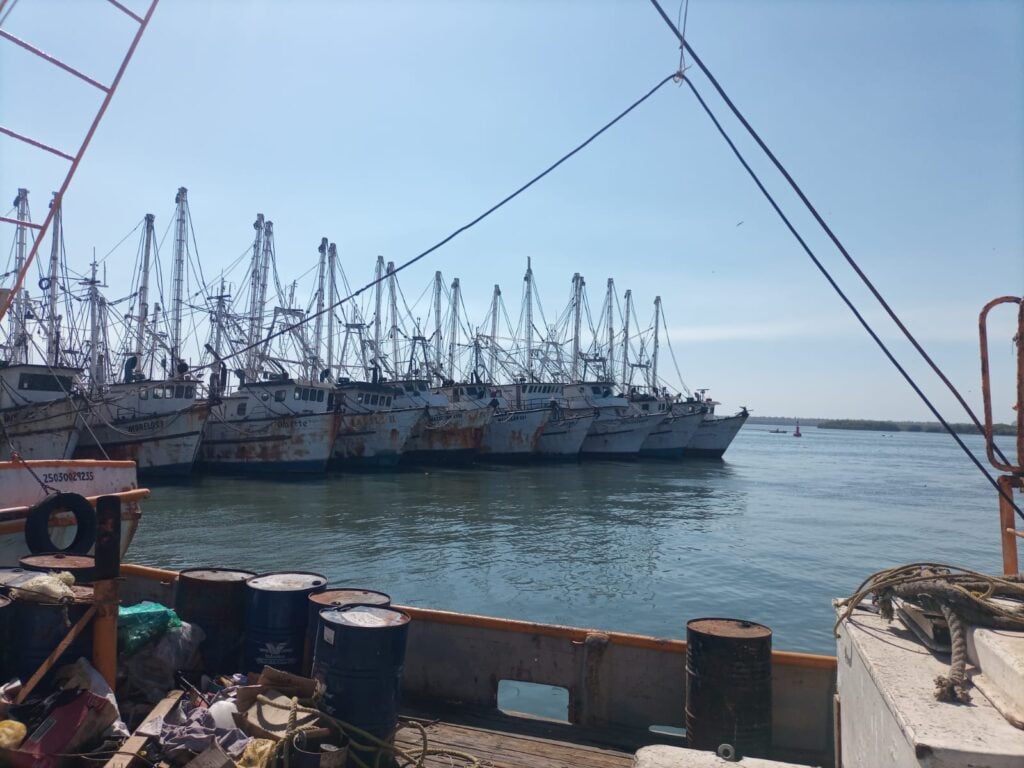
[748,416,1016,436]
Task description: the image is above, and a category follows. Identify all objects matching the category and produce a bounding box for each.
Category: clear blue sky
[2,0,1022,421]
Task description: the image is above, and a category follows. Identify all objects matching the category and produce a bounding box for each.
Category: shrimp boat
[685,391,750,458]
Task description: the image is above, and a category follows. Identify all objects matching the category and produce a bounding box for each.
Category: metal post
[652,296,662,392]
[327,242,337,380]
[621,289,632,387]
[448,278,461,381]
[606,278,615,384]
[524,258,534,380]
[373,256,384,379]
[387,262,399,379]
[134,213,154,367]
[245,214,265,381]
[489,284,501,382]
[434,271,443,377]
[571,273,583,383]
[11,189,29,364]
[170,188,187,377]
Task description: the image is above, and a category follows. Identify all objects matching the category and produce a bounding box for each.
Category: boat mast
[11,189,30,365]
[313,238,327,380]
[524,258,533,381]
[212,277,226,360]
[621,289,632,387]
[570,273,583,383]
[651,295,661,393]
[87,260,101,394]
[605,278,615,384]
[372,255,384,379]
[254,220,274,378]
[245,213,265,381]
[46,193,62,367]
[489,284,500,382]
[448,277,460,382]
[433,271,443,377]
[387,261,399,379]
[170,187,188,378]
[133,213,154,369]
[326,242,337,380]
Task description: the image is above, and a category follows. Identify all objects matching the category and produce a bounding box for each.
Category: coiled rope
[835,563,1024,703]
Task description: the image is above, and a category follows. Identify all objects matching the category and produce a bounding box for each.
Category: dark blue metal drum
[313,605,411,752]
[10,585,94,684]
[304,588,392,676]
[175,568,255,674]
[243,571,326,674]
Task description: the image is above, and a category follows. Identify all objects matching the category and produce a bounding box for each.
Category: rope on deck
[834,563,1024,704]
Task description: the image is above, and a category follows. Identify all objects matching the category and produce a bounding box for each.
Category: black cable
[200,72,676,371]
[647,0,1013,468]
[681,74,1023,523]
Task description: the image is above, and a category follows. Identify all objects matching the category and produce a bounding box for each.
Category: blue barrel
[243,571,326,674]
[304,588,392,676]
[176,568,255,675]
[10,586,94,684]
[20,553,96,584]
[313,605,411,752]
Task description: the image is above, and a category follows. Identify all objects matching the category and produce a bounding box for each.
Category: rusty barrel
[10,586,94,684]
[303,588,391,676]
[685,618,772,757]
[243,571,326,674]
[175,568,255,675]
[314,605,411,756]
[20,553,96,584]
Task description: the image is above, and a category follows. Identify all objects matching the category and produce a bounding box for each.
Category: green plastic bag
[118,601,182,656]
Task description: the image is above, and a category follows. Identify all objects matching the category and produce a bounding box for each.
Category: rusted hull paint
[401,407,491,465]
[579,411,660,458]
[332,407,422,469]
[0,398,81,460]
[686,411,750,458]
[537,412,596,458]
[479,407,551,459]
[640,411,703,457]
[75,403,209,476]
[201,409,337,473]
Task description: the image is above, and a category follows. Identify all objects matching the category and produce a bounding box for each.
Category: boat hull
[478,408,551,461]
[0,398,81,460]
[640,411,704,458]
[686,411,749,458]
[0,459,143,562]
[537,412,595,458]
[201,410,338,473]
[579,412,659,458]
[75,402,209,477]
[332,407,422,469]
[401,407,491,466]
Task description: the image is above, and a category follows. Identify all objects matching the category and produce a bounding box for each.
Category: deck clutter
[1,191,748,478]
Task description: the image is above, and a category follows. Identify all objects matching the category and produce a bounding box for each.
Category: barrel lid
[687,618,771,639]
[180,568,256,583]
[248,572,326,592]
[320,605,409,629]
[20,553,95,570]
[310,588,391,608]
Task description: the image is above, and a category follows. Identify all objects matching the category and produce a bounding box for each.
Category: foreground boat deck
[396,712,634,767]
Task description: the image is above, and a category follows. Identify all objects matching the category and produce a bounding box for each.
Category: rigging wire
[677,73,1023,522]
[648,0,1015,470]
[194,72,676,373]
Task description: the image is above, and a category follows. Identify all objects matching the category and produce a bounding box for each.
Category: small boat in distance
[769,428,788,434]
[794,422,802,437]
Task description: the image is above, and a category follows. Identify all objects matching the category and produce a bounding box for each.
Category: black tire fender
[24,492,96,555]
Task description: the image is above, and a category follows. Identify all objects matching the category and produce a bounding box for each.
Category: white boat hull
[537,412,595,458]
[0,398,81,460]
[201,410,338,473]
[579,411,660,458]
[0,459,144,562]
[332,407,422,468]
[479,407,551,460]
[640,411,704,457]
[686,411,749,458]
[76,403,209,476]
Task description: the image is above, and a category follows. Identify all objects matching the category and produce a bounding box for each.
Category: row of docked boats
[0,188,747,475]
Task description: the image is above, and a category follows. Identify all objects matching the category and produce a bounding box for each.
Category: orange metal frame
[0,0,160,323]
[979,296,1024,575]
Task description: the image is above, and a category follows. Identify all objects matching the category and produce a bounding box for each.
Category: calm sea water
[135,425,1006,655]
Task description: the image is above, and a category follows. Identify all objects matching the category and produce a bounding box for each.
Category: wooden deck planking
[395,719,634,768]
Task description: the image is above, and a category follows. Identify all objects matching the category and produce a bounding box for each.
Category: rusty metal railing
[0,0,160,323]
[979,296,1024,575]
